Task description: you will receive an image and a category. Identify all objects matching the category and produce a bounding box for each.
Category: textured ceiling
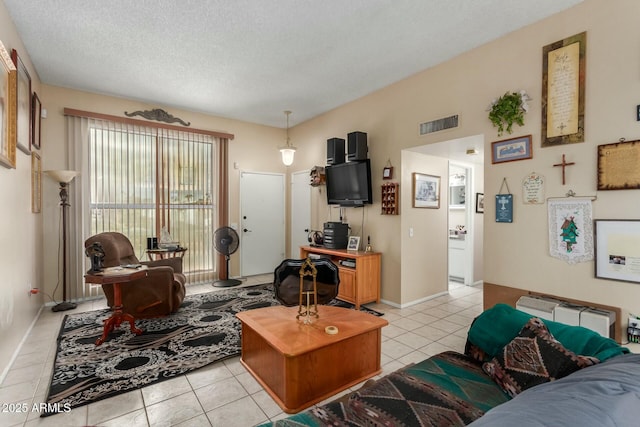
[4,0,582,128]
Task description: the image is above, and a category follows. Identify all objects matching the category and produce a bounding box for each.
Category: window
[89,121,217,283]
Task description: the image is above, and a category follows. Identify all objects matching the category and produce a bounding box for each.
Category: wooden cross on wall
[553,154,575,185]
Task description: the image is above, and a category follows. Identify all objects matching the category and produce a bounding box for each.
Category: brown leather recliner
[84,232,186,318]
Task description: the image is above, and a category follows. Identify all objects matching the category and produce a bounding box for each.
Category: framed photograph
[347,236,360,251]
[11,49,31,154]
[597,139,640,190]
[31,92,41,150]
[491,135,532,164]
[0,41,17,169]
[475,193,484,213]
[31,151,41,213]
[383,166,393,180]
[542,32,586,147]
[594,220,640,284]
[412,173,440,208]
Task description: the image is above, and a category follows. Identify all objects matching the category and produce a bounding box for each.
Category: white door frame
[448,162,475,286]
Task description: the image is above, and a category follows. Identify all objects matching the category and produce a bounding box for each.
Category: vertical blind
[88,119,218,284]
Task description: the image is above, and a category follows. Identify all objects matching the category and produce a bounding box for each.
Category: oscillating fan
[213,226,242,287]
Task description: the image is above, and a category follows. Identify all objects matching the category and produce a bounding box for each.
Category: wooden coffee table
[236,305,388,413]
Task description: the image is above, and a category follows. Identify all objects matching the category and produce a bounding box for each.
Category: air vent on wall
[419,114,459,135]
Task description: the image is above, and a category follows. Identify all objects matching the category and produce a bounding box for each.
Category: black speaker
[327,138,345,165]
[347,131,368,161]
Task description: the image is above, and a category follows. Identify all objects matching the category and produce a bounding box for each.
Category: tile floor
[0,277,483,427]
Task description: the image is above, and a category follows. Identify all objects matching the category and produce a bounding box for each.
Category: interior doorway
[448,163,473,287]
[405,135,484,291]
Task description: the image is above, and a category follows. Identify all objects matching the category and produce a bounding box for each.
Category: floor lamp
[45,170,80,312]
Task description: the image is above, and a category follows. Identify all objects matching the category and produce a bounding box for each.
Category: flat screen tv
[325,159,373,207]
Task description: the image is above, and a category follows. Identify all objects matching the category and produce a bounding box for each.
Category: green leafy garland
[488,90,530,136]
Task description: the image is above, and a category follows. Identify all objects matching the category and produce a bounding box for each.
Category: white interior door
[290,170,311,257]
[240,172,285,276]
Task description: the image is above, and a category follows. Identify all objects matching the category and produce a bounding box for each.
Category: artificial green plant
[488,90,530,136]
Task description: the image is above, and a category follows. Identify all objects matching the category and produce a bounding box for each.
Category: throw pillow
[483,317,599,398]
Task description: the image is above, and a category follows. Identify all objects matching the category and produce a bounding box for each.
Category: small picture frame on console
[347,236,360,251]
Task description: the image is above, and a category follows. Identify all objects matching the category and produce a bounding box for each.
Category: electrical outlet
[27,282,39,296]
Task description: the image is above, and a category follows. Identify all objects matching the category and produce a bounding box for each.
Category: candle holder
[297,258,319,324]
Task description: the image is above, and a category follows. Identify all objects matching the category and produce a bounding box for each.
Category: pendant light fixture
[279,110,296,166]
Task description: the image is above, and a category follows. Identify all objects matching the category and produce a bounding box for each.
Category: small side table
[146,247,188,261]
[85,266,148,345]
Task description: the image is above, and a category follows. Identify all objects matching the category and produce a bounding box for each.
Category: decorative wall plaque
[597,139,640,190]
[541,32,586,147]
[522,172,545,204]
[124,108,191,126]
[495,194,513,223]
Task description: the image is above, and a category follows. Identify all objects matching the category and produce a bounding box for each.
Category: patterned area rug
[44,284,279,416]
[44,283,383,416]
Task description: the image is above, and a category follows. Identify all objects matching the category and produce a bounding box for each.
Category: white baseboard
[0,304,45,386]
[381,290,449,309]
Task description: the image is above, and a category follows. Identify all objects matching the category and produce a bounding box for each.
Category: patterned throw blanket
[263,351,509,426]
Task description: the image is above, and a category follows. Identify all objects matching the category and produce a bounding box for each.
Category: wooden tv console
[300,245,381,309]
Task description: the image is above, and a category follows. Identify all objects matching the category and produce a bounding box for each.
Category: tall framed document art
[0,40,16,169]
[541,32,586,147]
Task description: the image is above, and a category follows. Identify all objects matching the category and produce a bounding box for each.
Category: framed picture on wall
[11,49,31,155]
[597,139,640,190]
[383,166,393,180]
[491,135,532,164]
[0,40,17,169]
[412,173,440,208]
[31,91,41,150]
[542,32,586,147]
[31,151,41,213]
[475,193,484,213]
[594,220,640,284]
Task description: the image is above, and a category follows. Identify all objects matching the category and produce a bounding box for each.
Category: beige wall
[290,0,640,318]
[401,151,449,303]
[0,0,44,380]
